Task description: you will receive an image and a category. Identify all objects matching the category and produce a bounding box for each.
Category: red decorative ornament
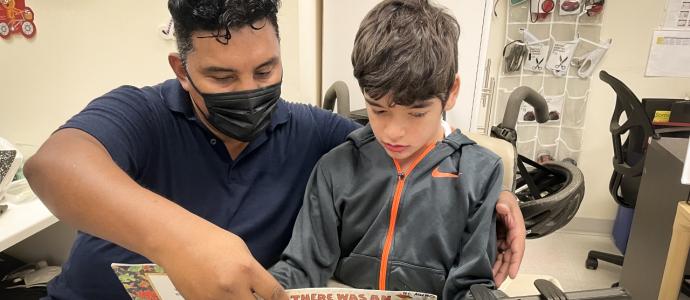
[0,0,36,39]
[561,0,581,12]
[541,0,555,13]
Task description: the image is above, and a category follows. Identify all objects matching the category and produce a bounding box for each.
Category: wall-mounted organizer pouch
[546,38,580,77]
[522,29,551,73]
[494,1,608,164]
[571,38,611,78]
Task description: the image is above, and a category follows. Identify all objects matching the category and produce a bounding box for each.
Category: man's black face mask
[185,68,281,142]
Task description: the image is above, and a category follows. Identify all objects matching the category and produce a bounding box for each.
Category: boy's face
[365,75,460,168]
[365,96,449,168]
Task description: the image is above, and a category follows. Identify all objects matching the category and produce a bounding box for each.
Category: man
[24,1,525,299]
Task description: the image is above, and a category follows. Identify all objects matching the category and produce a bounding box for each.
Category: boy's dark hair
[352,0,460,107]
[168,0,281,62]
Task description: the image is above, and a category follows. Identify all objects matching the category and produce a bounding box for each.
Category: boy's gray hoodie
[270,125,502,299]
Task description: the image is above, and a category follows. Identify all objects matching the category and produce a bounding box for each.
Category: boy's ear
[444,74,461,111]
[168,53,192,92]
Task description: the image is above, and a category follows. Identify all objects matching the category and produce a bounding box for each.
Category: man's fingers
[493,239,511,287]
[493,251,510,287]
[494,272,506,288]
[236,289,258,300]
[498,250,511,280]
[496,201,510,214]
[492,252,503,277]
[496,202,513,225]
[496,198,515,228]
[250,264,288,300]
[507,225,525,279]
[508,237,525,278]
[495,191,526,282]
[506,191,525,279]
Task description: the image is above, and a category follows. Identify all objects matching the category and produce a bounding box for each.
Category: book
[111,263,437,300]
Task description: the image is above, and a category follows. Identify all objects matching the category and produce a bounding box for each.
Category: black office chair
[585,71,654,273]
[586,71,690,289]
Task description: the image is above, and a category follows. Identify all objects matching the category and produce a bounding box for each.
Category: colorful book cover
[111,263,437,300]
[111,263,181,300]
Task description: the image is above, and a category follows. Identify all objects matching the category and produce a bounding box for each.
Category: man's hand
[492,191,526,287]
[159,227,288,300]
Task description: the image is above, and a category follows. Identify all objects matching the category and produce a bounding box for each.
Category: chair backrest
[322,81,351,116]
[599,71,655,208]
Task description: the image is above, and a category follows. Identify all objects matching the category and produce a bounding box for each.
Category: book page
[111,263,437,300]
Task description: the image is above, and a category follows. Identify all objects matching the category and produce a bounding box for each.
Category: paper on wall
[645,30,690,77]
[663,0,690,30]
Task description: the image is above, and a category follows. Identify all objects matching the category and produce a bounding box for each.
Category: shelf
[0,197,58,252]
[653,121,690,127]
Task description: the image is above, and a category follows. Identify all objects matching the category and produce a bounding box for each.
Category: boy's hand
[492,191,526,287]
[159,227,288,300]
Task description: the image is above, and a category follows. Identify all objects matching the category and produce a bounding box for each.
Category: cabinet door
[322,0,492,131]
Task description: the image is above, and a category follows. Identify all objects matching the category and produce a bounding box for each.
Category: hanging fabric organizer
[493,1,609,164]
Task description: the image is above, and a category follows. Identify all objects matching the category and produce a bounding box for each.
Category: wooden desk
[659,202,690,300]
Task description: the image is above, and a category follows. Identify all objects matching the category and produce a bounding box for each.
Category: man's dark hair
[168,0,281,61]
[352,0,460,107]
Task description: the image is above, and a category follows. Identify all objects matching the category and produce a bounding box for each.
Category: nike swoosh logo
[432,166,460,178]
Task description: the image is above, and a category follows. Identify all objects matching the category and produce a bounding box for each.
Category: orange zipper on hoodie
[378,143,436,290]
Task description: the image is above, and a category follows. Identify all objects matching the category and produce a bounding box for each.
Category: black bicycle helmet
[492,86,585,239]
[516,160,585,238]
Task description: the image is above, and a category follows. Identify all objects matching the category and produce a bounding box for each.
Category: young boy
[269,0,501,298]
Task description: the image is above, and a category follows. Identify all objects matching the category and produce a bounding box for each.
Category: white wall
[579,1,690,221]
[1,1,174,151]
[0,0,316,153]
[487,1,690,224]
[278,0,321,105]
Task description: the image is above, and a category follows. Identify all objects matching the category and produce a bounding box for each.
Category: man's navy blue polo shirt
[46,79,360,300]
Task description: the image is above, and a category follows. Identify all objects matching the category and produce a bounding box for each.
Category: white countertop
[0,197,58,251]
